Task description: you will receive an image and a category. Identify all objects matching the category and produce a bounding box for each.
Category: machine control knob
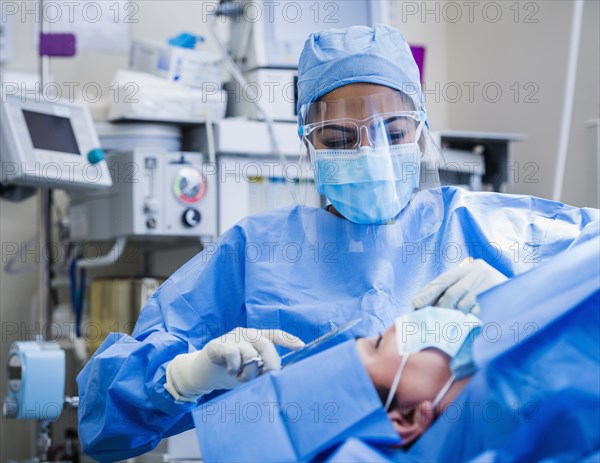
[3,397,18,418]
[87,148,105,164]
[182,208,201,228]
[144,198,160,214]
[146,217,157,229]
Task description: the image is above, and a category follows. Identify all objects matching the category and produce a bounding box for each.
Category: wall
[561,0,599,207]
[389,0,450,129]
[446,0,599,205]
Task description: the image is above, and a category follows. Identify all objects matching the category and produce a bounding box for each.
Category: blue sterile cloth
[77,187,598,462]
[326,438,393,463]
[403,236,600,462]
[324,237,600,463]
[193,340,400,463]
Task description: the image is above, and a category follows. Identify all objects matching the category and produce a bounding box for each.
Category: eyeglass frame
[299,110,427,151]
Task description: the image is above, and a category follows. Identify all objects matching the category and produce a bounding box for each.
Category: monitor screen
[22,110,81,155]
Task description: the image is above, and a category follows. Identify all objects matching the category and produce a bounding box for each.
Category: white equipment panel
[0,93,112,189]
[203,118,320,233]
[70,149,217,241]
[230,0,386,71]
[213,118,302,156]
[228,69,298,122]
[218,155,320,234]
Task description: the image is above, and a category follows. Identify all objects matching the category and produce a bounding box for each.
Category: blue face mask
[385,307,482,410]
[312,144,421,225]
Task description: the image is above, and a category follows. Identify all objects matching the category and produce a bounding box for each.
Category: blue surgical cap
[296,24,426,123]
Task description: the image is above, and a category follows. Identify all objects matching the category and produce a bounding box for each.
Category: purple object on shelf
[409,45,426,83]
[39,33,76,57]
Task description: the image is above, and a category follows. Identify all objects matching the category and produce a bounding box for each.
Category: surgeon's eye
[388,130,408,144]
[383,117,418,144]
[315,125,357,150]
[321,138,353,149]
[319,132,356,149]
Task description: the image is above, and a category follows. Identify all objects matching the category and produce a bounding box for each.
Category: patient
[355,307,481,446]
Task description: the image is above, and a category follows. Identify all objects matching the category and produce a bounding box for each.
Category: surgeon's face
[306,83,419,151]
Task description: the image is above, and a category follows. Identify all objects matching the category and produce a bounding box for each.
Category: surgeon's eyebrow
[382,115,406,124]
[320,124,355,133]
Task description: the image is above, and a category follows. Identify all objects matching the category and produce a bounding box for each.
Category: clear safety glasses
[300,111,427,152]
[299,91,427,151]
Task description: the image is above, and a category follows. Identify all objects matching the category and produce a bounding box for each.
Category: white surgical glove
[412,258,508,315]
[165,328,304,402]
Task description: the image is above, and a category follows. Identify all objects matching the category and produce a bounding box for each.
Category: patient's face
[356,322,473,444]
[356,323,452,412]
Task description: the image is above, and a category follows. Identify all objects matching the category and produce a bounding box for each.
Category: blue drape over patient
[193,236,600,463]
[194,339,400,463]
[194,236,600,463]
[76,187,598,461]
[328,236,600,463]
[400,235,600,462]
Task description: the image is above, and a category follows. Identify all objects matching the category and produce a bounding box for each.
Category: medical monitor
[0,93,112,189]
[22,110,81,155]
[232,0,387,70]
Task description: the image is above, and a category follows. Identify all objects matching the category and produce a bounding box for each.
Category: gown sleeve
[77,225,248,462]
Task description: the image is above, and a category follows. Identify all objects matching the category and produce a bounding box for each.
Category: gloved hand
[412,258,508,315]
[165,328,304,402]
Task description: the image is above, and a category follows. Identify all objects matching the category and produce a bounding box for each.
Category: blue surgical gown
[77,187,598,461]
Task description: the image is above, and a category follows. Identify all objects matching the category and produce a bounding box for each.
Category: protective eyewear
[300,111,426,151]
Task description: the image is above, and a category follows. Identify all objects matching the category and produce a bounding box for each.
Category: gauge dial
[173,167,206,204]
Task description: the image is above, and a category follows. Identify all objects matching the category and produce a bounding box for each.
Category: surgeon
[77,24,598,461]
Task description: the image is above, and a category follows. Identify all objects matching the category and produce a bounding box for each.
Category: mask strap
[432,374,455,410]
[384,354,409,411]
